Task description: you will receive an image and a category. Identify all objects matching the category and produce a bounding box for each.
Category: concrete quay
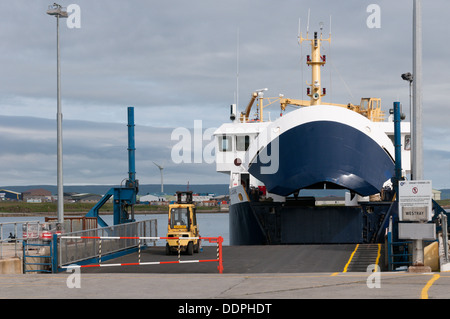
[0,272,449,299]
[1,244,448,301]
[0,258,22,274]
[0,243,22,274]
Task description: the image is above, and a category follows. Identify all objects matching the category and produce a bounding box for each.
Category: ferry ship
[214,25,411,245]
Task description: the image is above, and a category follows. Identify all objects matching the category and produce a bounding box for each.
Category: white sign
[398,180,432,222]
[398,223,436,240]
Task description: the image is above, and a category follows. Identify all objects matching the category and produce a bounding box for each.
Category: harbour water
[0,213,229,246]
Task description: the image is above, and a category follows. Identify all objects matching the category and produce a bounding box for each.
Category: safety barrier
[60,236,224,274]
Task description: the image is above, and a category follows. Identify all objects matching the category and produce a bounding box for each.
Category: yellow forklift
[166,191,201,255]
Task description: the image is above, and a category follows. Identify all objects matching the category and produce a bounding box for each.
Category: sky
[1,0,450,189]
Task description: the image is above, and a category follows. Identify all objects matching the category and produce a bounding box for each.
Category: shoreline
[0,210,229,218]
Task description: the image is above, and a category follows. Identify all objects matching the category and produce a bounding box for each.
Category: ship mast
[242,21,384,122]
[299,26,330,105]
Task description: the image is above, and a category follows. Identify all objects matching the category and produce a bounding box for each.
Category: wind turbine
[153,162,164,193]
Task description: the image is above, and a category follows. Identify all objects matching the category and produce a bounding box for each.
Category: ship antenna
[329,15,332,103]
[298,17,304,99]
[329,15,332,37]
[306,8,310,38]
[236,27,240,110]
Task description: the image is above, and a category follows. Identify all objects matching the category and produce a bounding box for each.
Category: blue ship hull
[248,120,395,197]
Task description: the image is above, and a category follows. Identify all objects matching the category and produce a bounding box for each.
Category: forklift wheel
[187,242,194,255]
[165,243,171,255]
[194,242,199,253]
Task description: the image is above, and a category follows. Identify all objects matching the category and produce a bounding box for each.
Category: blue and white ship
[214,28,411,245]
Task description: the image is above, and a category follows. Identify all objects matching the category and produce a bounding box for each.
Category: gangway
[343,244,382,272]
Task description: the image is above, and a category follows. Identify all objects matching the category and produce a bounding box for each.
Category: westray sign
[398,180,432,222]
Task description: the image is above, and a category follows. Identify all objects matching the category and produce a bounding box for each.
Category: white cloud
[0,0,449,188]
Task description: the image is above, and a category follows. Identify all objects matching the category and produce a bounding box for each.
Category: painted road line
[421,274,440,299]
[374,244,381,270]
[343,244,359,273]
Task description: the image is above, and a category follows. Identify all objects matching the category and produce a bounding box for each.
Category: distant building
[0,189,21,201]
[139,194,166,202]
[69,193,103,203]
[192,194,212,202]
[22,188,52,203]
[197,200,218,207]
[432,189,441,201]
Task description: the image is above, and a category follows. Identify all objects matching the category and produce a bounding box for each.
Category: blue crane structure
[85,107,139,227]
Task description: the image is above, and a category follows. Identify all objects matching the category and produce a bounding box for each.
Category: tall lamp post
[412,0,423,181]
[401,71,413,177]
[47,3,67,225]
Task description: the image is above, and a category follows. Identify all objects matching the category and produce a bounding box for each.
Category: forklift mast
[176,191,193,204]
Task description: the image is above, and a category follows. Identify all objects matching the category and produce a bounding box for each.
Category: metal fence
[0,221,41,259]
[45,217,98,233]
[58,219,157,267]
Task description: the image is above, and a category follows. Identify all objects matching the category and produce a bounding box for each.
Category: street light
[401,72,413,121]
[401,72,413,82]
[47,3,67,225]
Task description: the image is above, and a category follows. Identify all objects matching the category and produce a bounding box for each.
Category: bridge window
[404,135,411,151]
[236,135,250,151]
[219,135,232,152]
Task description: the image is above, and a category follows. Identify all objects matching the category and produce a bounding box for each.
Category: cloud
[0,0,450,188]
[0,114,225,186]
